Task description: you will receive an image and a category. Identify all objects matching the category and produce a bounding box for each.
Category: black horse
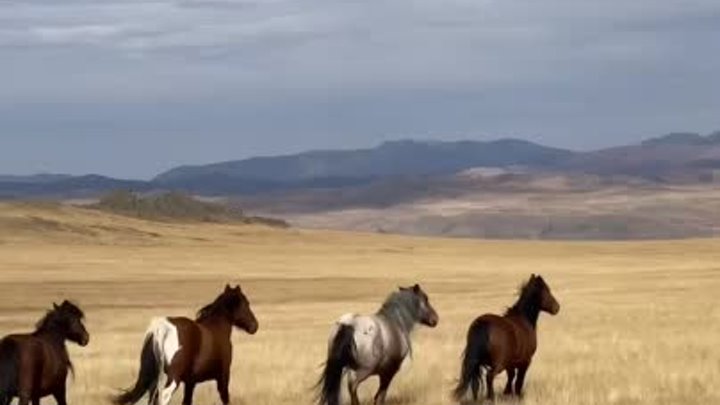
[0,301,90,405]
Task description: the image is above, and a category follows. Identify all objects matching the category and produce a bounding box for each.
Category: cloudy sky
[1,0,719,178]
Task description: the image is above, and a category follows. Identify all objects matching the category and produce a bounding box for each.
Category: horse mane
[33,301,84,375]
[378,290,420,333]
[504,276,545,326]
[35,301,85,334]
[196,291,241,322]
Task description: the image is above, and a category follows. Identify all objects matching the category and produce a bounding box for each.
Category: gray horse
[317,284,439,405]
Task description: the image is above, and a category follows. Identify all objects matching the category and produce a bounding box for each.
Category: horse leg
[373,365,400,405]
[17,366,33,405]
[182,381,196,405]
[159,372,180,405]
[53,384,67,405]
[216,373,231,405]
[514,363,530,398]
[347,369,372,405]
[503,368,516,395]
[485,368,497,401]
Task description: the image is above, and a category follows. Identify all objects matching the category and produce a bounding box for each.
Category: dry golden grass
[0,202,719,405]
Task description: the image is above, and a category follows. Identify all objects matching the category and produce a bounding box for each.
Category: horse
[113,284,258,405]
[0,300,89,405]
[317,284,439,405]
[453,274,560,402]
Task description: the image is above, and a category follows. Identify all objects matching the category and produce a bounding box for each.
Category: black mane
[35,301,84,335]
[505,276,545,327]
[196,291,241,322]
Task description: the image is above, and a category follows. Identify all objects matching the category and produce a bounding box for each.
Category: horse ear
[235,284,241,291]
[53,303,60,310]
[225,284,232,292]
[398,286,407,292]
[530,273,536,279]
[412,284,421,293]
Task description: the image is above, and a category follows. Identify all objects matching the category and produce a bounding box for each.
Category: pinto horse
[0,301,90,405]
[453,274,559,402]
[317,284,439,405]
[114,284,258,405]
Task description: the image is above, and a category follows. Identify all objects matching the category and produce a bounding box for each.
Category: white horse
[317,284,439,405]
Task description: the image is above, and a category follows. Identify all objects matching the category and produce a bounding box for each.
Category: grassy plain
[0,202,718,405]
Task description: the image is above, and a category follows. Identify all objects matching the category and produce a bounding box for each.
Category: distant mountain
[0,174,73,184]
[0,175,151,199]
[560,131,720,179]
[154,139,574,185]
[1,130,720,199]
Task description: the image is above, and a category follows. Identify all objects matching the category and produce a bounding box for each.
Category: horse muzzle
[246,321,259,335]
[550,301,560,315]
[424,313,439,328]
[78,334,90,347]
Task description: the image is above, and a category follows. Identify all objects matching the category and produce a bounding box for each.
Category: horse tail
[316,322,356,405]
[113,333,158,405]
[453,319,491,401]
[0,339,19,404]
[114,318,179,405]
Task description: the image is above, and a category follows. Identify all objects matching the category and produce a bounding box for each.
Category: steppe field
[0,202,718,405]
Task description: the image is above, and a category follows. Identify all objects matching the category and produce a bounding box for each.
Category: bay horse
[0,301,89,405]
[317,284,439,405]
[114,284,258,405]
[453,274,559,402]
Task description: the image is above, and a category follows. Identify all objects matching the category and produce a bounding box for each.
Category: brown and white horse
[114,284,258,405]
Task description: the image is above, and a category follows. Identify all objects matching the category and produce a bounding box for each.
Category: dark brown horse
[114,284,258,405]
[453,274,559,402]
[0,301,89,405]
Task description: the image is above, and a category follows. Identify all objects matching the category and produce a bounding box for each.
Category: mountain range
[2,130,720,199]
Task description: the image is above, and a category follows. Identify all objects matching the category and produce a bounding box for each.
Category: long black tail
[0,339,19,405]
[316,324,356,405]
[113,335,159,405]
[453,319,491,401]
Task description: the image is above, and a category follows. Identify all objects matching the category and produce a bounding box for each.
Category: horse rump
[453,319,491,401]
[316,323,356,405]
[0,339,19,405]
[113,335,159,405]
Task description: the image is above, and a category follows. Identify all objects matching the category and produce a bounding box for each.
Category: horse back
[471,314,537,369]
[165,317,228,382]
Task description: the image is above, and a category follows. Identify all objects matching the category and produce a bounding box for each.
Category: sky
[1,0,719,179]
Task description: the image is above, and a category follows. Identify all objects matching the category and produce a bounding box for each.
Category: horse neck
[378,305,416,336]
[32,330,71,364]
[506,297,541,328]
[34,328,68,345]
[198,315,233,338]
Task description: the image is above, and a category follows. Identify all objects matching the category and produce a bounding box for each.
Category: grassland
[0,202,718,405]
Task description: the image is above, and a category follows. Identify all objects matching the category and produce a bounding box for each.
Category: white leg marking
[160,381,178,405]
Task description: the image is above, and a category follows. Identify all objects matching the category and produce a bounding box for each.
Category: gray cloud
[1,0,719,178]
